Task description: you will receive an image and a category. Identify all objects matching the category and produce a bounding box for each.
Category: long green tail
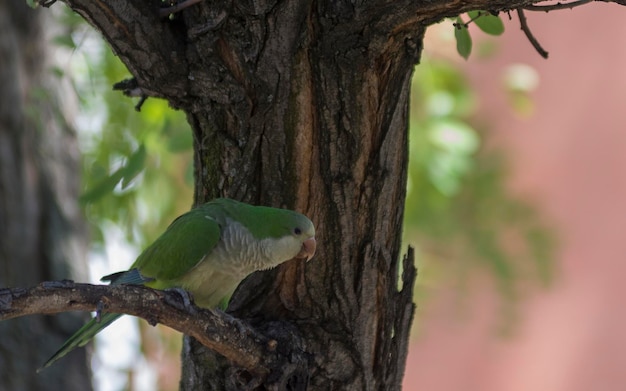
[39,312,122,371]
[40,269,151,371]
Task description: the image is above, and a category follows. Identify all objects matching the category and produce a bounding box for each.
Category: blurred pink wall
[405,4,626,390]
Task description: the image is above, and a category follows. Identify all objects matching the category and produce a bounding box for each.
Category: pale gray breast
[210,219,272,276]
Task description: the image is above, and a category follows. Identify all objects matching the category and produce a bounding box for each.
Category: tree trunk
[0,2,91,390]
[179,3,420,388]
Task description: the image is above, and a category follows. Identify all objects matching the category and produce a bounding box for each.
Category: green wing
[131,207,222,287]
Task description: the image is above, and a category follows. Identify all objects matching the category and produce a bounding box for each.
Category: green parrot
[41,198,316,370]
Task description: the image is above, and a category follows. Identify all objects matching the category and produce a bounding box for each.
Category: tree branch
[0,281,278,376]
[35,0,625,108]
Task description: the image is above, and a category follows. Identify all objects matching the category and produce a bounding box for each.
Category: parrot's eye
[294,227,302,235]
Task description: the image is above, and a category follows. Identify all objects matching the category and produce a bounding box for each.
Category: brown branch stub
[0,281,275,375]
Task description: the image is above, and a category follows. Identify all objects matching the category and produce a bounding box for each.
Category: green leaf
[79,170,124,204]
[49,66,65,79]
[454,18,472,59]
[469,11,505,36]
[52,35,76,50]
[121,144,147,189]
[79,145,146,202]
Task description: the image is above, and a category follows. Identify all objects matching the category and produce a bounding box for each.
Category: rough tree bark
[28,0,626,389]
[0,2,90,390]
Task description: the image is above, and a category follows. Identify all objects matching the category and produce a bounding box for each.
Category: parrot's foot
[96,300,104,322]
[213,309,252,336]
[94,296,114,323]
[163,288,197,314]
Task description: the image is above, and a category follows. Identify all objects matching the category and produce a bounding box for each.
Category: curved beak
[296,237,317,261]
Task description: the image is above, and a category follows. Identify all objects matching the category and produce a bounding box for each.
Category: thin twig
[524,0,594,12]
[517,8,549,59]
[465,10,485,25]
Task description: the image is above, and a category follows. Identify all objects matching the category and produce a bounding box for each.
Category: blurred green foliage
[405,53,554,328]
[55,10,194,249]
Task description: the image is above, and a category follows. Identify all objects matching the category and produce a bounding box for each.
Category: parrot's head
[265,210,316,265]
[291,215,316,262]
